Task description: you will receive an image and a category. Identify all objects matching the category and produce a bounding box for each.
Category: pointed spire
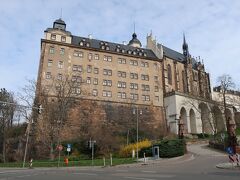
[159,44,163,60]
[182,33,189,57]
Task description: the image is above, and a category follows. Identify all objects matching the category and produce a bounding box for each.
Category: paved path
[187,143,226,156]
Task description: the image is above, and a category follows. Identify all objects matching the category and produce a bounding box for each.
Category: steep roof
[71,35,158,60]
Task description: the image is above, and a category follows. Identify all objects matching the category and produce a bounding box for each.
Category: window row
[48,48,158,69]
[45,73,160,92]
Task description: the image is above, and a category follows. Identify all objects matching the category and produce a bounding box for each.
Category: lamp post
[133,106,142,162]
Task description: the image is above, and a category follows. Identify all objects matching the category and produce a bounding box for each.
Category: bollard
[103,157,106,167]
[29,158,33,169]
[110,154,113,166]
[144,153,146,164]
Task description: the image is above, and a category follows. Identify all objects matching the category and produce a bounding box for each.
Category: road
[0,143,239,180]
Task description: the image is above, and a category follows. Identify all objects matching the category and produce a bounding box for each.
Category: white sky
[0,0,240,92]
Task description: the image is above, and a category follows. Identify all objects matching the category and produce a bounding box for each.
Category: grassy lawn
[0,158,136,168]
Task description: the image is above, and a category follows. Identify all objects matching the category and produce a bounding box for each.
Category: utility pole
[23,119,31,168]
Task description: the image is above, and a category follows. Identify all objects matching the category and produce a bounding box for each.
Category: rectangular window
[103,80,112,87]
[88,53,92,60]
[58,61,63,69]
[75,88,81,94]
[154,76,159,81]
[73,50,83,58]
[142,95,150,101]
[51,34,56,40]
[155,96,159,101]
[46,72,52,79]
[102,90,112,97]
[61,36,66,42]
[130,73,138,79]
[87,65,92,73]
[94,68,99,74]
[93,78,98,85]
[130,93,138,100]
[72,76,81,82]
[49,47,55,54]
[141,74,149,81]
[47,60,53,67]
[141,61,149,67]
[103,55,112,62]
[94,54,99,60]
[154,63,158,70]
[103,69,112,76]
[142,84,150,91]
[86,77,91,84]
[118,71,126,78]
[92,89,98,96]
[118,58,126,64]
[60,48,65,55]
[118,92,126,99]
[130,83,138,90]
[72,65,82,72]
[57,73,63,80]
[117,81,126,88]
[155,86,159,92]
[130,60,138,66]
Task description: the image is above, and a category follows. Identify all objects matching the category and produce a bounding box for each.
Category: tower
[53,18,66,31]
[182,33,189,58]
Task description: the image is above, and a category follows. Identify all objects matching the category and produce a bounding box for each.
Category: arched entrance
[212,106,225,132]
[189,109,197,133]
[180,107,188,133]
[199,103,211,134]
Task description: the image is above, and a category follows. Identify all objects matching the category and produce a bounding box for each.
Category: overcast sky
[1,0,240,92]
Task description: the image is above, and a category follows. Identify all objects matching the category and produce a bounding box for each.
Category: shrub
[139,146,153,157]
[119,140,151,158]
[157,139,185,158]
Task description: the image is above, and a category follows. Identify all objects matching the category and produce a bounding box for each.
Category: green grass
[0,158,135,168]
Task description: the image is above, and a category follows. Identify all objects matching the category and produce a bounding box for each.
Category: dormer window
[79,41,84,46]
[61,36,66,42]
[106,46,110,50]
[101,46,105,50]
[121,49,125,53]
[133,51,136,55]
[128,50,131,54]
[51,34,56,40]
[86,42,90,47]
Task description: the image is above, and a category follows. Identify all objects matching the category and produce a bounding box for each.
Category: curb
[216,163,240,170]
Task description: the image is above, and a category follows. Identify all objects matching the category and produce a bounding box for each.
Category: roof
[159,44,198,69]
[54,18,66,25]
[71,35,158,60]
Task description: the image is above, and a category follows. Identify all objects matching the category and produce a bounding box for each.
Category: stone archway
[180,107,188,133]
[199,103,211,134]
[212,106,225,132]
[189,109,197,134]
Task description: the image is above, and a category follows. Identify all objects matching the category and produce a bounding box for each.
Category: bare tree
[0,88,16,163]
[35,74,83,159]
[217,74,235,131]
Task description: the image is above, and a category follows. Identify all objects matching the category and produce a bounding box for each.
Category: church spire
[182,33,189,57]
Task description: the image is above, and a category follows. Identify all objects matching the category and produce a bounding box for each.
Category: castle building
[36,19,237,137]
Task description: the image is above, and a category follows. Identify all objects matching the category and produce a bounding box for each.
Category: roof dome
[54,18,66,25]
[128,33,142,48]
[53,18,66,30]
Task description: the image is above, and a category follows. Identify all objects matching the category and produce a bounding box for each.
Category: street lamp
[133,106,142,162]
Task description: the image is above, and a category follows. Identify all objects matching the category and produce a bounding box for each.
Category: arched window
[167,64,172,85]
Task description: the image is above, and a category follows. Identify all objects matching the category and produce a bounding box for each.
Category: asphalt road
[0,144,239,180]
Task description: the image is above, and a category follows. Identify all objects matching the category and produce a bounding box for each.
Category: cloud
[0,0,240,92]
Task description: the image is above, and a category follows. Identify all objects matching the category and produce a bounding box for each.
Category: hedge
[156,139,186,158]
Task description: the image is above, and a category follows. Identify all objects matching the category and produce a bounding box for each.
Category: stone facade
[36,18,239,138]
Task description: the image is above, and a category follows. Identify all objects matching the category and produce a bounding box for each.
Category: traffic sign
[67,147,71,152]
[57,145,63,151]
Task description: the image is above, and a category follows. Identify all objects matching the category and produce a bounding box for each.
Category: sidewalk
[113,153,195,168]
